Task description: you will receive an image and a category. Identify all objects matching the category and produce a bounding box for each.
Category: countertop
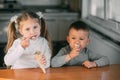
[0,64,120,80]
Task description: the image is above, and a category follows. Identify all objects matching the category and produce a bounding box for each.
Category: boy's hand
[69,44,81,58]
[69,49,80,58]
[82,60,97,68]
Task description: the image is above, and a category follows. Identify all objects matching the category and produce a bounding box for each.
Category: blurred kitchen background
[0,0,81,68]
[0,0,120,68]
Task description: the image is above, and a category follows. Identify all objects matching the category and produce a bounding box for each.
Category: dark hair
[68,20,89,33]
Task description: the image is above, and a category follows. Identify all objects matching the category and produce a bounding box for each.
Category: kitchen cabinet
[44,13,79,41]
[0,13,17,43]
[46,19,75,41]
[0,44,6,67]
[19,0,61,6]
[0,20,8,43]
[87,30,120,64]
[58,20,73,41]
[46,19,58,41]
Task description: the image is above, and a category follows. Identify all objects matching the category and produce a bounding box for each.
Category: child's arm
[66,50,79,62]
[82,60,97,68]
[4,39,25,66]
[51,45,81,67]
[51,47,69,67]
[66,43,81,62]
[85,50,109,67]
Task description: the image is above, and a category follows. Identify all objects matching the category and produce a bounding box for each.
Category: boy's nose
[75,41,79,44]
[76,40,80,43]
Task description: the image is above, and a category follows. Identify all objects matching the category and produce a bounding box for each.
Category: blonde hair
[5,11,52,53]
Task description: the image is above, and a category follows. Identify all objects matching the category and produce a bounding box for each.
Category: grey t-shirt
[51,45,109,67]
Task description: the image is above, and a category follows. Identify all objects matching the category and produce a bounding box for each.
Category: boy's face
[67,28,90,50]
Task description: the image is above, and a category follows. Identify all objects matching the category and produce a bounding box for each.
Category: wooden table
[0,64,120,80]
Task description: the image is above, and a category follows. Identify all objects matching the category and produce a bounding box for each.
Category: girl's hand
[21,37,30,49]
[82,60,97,68]
[34,52,46,73]
[39,54,46,66]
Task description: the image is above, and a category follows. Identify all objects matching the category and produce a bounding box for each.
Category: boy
[51,21,109,68]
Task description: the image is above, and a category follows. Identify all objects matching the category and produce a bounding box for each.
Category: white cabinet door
[58,20,75,41]
[46,19,78,41]
[46,19,58,41]
[0,20,8,43]
[87,31,120,64]
[44,13,79,41]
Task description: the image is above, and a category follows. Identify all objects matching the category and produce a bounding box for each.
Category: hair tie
[10,15,18,32]
[36,11,44,18]
[10,15,18,23]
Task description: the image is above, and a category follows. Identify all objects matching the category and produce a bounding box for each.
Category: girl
[4,11,52,69]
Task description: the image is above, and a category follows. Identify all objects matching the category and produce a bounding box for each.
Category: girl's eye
[26,28,30,31]
[34,26,37,29]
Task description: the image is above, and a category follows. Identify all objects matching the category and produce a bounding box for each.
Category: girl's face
[19,18,41,40]
[67,28,90,50]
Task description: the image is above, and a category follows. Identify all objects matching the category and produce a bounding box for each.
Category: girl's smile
[19,18,41,40]
[30,35,38,40]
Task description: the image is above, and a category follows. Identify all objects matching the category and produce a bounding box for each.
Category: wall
[87,30,120,64]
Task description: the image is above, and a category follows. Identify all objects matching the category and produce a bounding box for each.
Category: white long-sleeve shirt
[4,37,51,69]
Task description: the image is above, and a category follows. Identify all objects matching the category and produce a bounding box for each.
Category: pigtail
[5,22,17,53]
[40,18,46,37]
[40,18,53,54]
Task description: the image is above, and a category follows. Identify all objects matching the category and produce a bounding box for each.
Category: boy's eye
[80,38,86,40]
[80,38,84,40]
[72,37,76,39]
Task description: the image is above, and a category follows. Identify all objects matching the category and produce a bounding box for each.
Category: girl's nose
[30,29,35,34]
